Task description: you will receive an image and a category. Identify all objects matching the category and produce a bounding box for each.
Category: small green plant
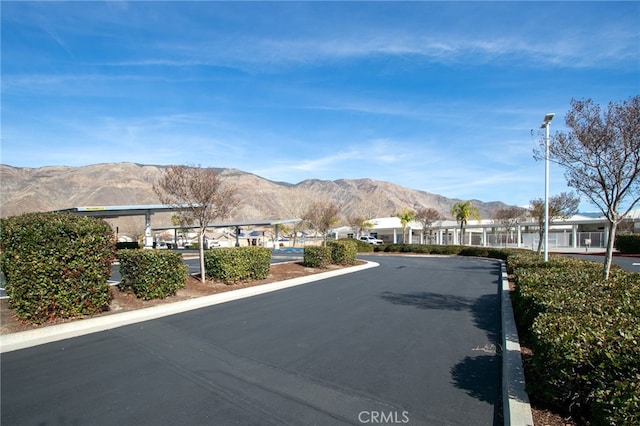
[303,246,332,268]
[118,250,187,299]
[327,240,358,265]
[349,238,375,253]
[0,212,115,324]
[204,247,271,283]
[615,234,640,254]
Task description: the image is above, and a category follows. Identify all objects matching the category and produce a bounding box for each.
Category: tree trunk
[536,228,543,255]
[198,231,206,283]
[603,219,617,280]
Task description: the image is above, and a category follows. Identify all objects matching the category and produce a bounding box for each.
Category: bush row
[377,243,513,260]
[0,212,115,324]
[614,234,640,254]
[350,239,375,253]
[118,250,188,300]
[510,253,640,424]
[204,247,271,283]
[303,240,358,267]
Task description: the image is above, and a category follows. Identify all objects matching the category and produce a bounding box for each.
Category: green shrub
[615,234,640,254]
[327,240,358,265]
[348,238,375,253]
[118,250,187,299]
[458,247,490,257]
[508,252,640,423]
[531,304,640,423]
[381,243,464,255]
[204,247,271,283]
[0,212,115,324]
[303,246,332,268]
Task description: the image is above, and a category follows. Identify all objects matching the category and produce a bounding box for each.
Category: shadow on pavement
[379,289,502,425]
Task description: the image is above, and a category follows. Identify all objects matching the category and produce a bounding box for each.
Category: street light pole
[541,113,555,262]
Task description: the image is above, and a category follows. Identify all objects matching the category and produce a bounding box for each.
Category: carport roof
[152,218,301,231]
[55,204,183,218]
[55,205,301,228]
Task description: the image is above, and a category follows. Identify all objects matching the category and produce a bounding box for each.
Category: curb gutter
[501,261,534,426]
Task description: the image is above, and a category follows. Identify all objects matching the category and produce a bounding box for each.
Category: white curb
[501,261,534,426]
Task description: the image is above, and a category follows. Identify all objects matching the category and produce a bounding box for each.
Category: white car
[358,235,383,245]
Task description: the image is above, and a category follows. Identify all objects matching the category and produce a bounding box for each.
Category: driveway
[1,255,501,425]
[561,253,640,273]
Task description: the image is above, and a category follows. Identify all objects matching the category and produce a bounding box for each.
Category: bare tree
[346,215,374,238]
[277,187,314,246]
[415,207,444,244]
[154,165,238,282]
[529,192,579,255]
[354,193,386,221]
[493,206,528,247]
[303,201,341,245]
[535,96,640,279]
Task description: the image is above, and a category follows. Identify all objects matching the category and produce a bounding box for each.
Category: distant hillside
[0,162,509,226]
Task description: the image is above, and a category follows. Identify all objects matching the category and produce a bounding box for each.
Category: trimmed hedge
[118,250,187,300]
[0,212,115,324]
[381,243,465,255]
[303,240,361,267]
[204,247,271,283]
[615,234,640,254]
[510,252,640,424]
[303,246,333,268]
[378,243,514,258]
[350,239,375,253]
[327,240,358,265]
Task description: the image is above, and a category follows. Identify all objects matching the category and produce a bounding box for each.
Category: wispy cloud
[2,1,635,213]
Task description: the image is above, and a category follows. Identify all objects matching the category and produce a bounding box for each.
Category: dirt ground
[0,259,568,425]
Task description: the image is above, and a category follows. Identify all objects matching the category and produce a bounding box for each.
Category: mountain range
[1,163,509,230]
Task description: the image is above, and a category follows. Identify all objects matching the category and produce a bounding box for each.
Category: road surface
[1,255,502,425]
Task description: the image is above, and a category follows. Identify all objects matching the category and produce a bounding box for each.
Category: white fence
[414,231,605,249]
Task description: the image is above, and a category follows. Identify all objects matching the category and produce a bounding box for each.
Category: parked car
[358,235,384,245]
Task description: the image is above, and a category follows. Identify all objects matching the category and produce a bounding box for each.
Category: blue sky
[2,1,639,211]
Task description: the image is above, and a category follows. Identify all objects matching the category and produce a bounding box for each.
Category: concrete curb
[500,261,534,426]
[0,261,379,353]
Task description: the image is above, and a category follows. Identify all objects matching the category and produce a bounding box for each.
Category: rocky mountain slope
[1,163,509,225]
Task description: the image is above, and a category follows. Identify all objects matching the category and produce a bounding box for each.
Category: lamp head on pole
[540,113,555,128]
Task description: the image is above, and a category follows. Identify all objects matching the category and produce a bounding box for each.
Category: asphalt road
[1,255,502,425]
[561,253,640,273]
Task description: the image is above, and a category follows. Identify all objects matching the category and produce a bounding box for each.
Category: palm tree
[395,208,417,244]
[450,201,481,245]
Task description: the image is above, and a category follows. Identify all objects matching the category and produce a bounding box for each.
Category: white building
[332,209,640,250]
